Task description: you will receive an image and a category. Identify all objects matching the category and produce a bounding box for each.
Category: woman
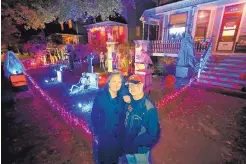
[91,71,130,164]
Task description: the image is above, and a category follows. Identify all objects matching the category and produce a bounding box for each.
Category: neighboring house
[46,20,88,45]
[140,0,246,55]
[84,21,128,45]
[81,0,159,45]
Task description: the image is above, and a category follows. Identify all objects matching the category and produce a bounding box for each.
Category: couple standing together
[91,71,160,164]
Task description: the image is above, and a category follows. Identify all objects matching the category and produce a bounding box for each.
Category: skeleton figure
[70,73,90,93]
[99,52,105,68]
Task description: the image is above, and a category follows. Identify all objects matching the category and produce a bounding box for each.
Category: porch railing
[197,37,214,79]
[149,39,211,54]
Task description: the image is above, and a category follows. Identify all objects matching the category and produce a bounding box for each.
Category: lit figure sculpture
[70,73,90,94]
[4,51,25,78]
[177,33,197,71]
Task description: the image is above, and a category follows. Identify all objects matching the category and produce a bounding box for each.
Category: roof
[84,21,127,29]
[140,0,219,22]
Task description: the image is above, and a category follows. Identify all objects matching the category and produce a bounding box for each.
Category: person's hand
[123,95,131,103]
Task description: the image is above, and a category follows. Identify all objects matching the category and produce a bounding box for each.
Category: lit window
[222,30,236,36]
[169,12,187,40]
[195,10,211,40]
[68,20,73,29]
[136,26,140,36]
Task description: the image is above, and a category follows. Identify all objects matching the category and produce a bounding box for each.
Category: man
[120,74,160,164]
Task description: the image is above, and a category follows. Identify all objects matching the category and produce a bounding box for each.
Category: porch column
[156,25,159,40]
[186,6,197,34]
[106,42,118,72]
[147,18,150,41]
[190,7,197,33]
[142,21,145,40]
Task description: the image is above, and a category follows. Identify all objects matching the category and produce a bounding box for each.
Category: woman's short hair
[106,70,125,84]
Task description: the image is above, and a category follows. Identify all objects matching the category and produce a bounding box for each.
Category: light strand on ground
[156,76,197,109]
[25,72,92,136]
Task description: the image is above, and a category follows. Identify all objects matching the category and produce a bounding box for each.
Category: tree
[1,0,136,44]
[57,0,135,22]
[1,0,58,44]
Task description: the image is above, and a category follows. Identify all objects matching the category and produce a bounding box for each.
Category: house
[140,0,246,55]
[138,0,246,91]
[46,20,88,45]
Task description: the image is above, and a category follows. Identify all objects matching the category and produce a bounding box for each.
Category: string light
[25,72,92,137]
[156,76,197,109]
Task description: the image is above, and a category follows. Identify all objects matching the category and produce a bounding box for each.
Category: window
[168,12,187,40]
[136,26,140,37]
[195,10,211,40]
[217,3,245,51]
[221,17,237,42]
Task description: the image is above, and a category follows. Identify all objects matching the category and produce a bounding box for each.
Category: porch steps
[193,55,246,96]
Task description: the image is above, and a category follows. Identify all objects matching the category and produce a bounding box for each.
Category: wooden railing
[149,40,181,53]
[149,39,211,54]
[197,37,214,79]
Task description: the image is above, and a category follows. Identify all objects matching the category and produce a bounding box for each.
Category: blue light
[12,69,17,74]
[78,103,82,108]
[45,80,49,83]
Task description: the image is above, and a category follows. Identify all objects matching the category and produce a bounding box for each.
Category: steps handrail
[197,37,214,79]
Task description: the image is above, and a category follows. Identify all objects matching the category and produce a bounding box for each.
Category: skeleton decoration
[70,73,90,94]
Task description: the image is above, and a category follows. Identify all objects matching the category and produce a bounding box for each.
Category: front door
[217,3,245,52]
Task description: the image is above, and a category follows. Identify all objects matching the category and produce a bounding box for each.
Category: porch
[140,0,246,55]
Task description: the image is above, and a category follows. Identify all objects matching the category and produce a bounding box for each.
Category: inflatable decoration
[4,51,25,79]
[165,75,176,90]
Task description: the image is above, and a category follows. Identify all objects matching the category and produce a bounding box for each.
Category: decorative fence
[149,39,210,54]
